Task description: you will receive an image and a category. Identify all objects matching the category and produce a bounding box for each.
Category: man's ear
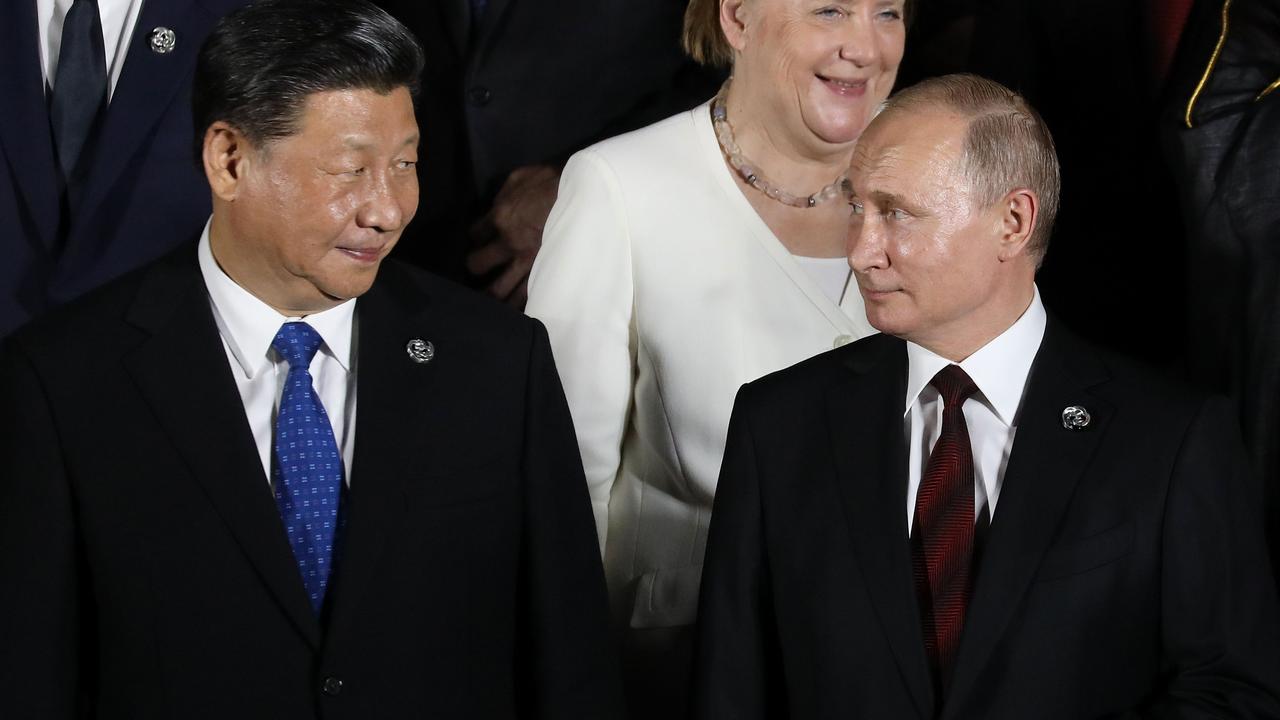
[996,188,1039,262]
[203,121,251,202]
[720,0,749,53]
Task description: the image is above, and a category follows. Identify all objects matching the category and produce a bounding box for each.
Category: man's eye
[886,208,908,221]
[815,6,844,19]
[396,160,417,170]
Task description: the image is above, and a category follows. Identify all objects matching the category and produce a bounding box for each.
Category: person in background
[378,0,724,306]
[1162,0,1280,591]
[525,0,907,715]
[694,73,1280,719]
[0,1,621,717]
[0,0,249,338]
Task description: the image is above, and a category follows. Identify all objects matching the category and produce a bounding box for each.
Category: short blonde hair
[682,0,915,68]
[881,73,1061,262]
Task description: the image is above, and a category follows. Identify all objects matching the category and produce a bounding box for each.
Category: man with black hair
[0,1,622,717]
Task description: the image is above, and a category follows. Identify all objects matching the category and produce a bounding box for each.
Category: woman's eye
[850,201,865,215]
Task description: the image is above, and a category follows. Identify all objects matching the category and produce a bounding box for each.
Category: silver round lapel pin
[149,27,177,54]
[1061,405,1091,430]
[406,338,434,364]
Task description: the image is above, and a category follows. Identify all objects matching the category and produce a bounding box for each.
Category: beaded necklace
[710,82,850,209]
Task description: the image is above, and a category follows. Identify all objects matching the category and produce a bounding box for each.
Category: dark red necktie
[911,364,978,689]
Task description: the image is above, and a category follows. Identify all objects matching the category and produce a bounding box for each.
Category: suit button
[468,86,492,106]
[833,334,854,348]
[321,676,343,696]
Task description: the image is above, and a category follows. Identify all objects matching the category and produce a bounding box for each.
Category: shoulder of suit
[738,333,900,407]
[1040,319,1216,425]
[374,258,540,340]
[5,253,167,361]
[568,104,708,176]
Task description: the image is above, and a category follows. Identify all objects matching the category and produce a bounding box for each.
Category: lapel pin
[1061,405,1091,431]
[149,27,177,54]
[406,338,435,364]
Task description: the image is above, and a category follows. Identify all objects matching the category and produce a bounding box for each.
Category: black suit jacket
[694,321,1280,719]
[1161,0,1280,587]
[0,0,249,337]
[378,0,724,279]
[0,246,623,718]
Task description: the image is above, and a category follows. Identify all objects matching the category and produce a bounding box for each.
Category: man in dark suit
[1,0,250,338]
[1162,0,1280,588]
[693,74,1280,719]
[377,0,723,304]
[0,1,622,717]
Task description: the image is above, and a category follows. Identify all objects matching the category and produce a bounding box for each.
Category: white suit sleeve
[526,149,635,553]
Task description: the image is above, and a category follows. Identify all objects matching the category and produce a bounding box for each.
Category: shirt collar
[197,220,356,379]
[903,286,1047,426]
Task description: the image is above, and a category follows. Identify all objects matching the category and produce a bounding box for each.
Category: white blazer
[526,102,876,630]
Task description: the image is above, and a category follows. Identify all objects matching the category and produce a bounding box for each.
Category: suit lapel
[436,0,471,58]
[0,0,61,252]
[827,338,935,720]
[942,321,1113,716]
[324,269,437,640]
[123,247,322,648]
[69,0,210,230]
[469,0,515,69]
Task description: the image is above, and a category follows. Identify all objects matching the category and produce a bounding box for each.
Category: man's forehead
[850,110,966,192]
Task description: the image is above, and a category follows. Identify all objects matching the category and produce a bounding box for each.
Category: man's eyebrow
[339,134,420,150]
[850,188,908,207]
[870,190,907,206]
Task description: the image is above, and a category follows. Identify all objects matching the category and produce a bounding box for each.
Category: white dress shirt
[38,0,145,101]
[904,286,1047,533]
[197,222,358,486]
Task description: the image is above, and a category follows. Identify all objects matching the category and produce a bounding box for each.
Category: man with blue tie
[0,1,622,717]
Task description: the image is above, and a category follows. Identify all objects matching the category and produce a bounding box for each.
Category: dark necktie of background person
[910,364,978,694]
[272,322,345,615]
[49,0,107,190]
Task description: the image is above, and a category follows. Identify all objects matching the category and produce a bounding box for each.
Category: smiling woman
[524,0,908,716]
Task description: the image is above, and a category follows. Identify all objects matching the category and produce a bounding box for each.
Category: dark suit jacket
[694,321,1280,719]
[0,246,623,718]
[1161,0,1280,587]
[378,0,724,279]
[0,0,250,338]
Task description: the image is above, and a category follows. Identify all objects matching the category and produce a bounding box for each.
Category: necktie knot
[930,364,978,409]
[272,322,324,370]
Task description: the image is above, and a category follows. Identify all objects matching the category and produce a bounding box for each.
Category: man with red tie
[692,73,1280,719]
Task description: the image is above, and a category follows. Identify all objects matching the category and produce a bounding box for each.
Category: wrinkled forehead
[849,110,968,199]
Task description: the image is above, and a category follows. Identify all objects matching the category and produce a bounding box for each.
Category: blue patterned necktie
[271,322,344,614]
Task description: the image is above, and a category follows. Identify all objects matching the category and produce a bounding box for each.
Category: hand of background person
[466,165,561,309]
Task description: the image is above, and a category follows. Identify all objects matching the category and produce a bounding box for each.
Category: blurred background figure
[1162,0,1280,587]
[0,0,249,338]
[526,0,908,715]
[379,0,724,306]
[896,0,1192,370]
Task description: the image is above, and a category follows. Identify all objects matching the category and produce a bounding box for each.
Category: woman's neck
[723,78,855,194]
